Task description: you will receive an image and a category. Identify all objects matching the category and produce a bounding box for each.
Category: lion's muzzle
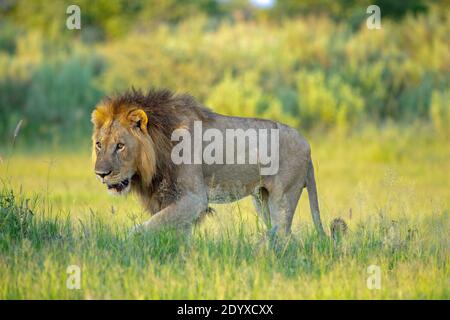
[107,178,130,193]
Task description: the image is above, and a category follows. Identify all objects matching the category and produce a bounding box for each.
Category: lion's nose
[95,170,112,179]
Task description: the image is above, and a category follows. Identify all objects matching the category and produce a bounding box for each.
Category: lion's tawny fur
[92,88,345,240]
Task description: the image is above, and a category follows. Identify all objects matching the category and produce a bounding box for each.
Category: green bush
[430,90,450,137]
[22,56,103,142]
[0,47,103,144]
[0,5,449,144]
[296,70,365,129]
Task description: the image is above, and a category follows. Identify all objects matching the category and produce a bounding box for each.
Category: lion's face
[93,122,139,195]
[91,104,156,196]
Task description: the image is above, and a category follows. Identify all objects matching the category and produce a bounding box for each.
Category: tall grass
[0,124,448,299]
[0,183,447,299]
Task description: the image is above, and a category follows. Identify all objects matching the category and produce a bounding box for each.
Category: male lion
[92,88,344,238]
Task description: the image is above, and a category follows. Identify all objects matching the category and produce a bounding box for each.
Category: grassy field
[0,0,448,301]
[0,124,448,299]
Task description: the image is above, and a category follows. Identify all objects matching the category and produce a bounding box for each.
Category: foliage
[430,89,450,138]
[0,3,448,144]
[0,34,103,142]
[1,0,435,40]
[96,7,450,134]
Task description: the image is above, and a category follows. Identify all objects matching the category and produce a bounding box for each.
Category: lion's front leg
[130,164,208,236]
[131,192,207,235]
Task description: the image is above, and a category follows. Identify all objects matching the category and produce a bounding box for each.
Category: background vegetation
[0,0,448,299]
[0,0,448,143]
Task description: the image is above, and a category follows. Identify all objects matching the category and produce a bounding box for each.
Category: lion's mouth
[107,178,130,194]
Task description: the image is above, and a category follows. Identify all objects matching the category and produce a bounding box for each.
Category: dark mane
[104,87,212,137]
[103,88,213,209]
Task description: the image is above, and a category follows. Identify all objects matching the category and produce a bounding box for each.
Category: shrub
[296,70,365,129]
[22,55,103,142]
[0,43,104,144]
[1,7,449,144]
[430,90,450,137]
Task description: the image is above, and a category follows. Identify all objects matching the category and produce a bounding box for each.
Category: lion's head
[91,89,211,201]
[91,103,157,195]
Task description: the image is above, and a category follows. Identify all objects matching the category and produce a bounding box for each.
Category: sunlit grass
[0,125,448,299]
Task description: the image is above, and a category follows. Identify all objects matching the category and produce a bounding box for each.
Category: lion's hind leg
[252,183,304,253]
[267,181,304,236]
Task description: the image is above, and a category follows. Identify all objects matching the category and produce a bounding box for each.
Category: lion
[91,88,345,239]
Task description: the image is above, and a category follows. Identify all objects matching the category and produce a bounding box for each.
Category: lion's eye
[96,141,101,149]
[116,143,125,151]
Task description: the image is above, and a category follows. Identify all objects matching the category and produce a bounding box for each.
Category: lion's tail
[306,160,347,241]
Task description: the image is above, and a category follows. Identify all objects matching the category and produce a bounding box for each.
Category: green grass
[0,124,448,299]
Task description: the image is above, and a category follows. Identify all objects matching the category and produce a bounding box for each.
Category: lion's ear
[127,109,148,133]
[91,108,107,129]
